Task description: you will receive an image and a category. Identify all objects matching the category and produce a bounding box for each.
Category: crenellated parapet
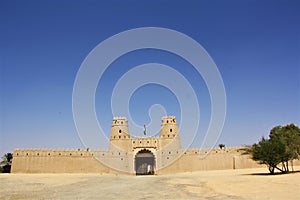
[131,137,159,149]
[183,147,243,156]
[13,148,108,157]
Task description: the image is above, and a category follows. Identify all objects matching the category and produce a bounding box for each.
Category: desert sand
[1,167,300,200]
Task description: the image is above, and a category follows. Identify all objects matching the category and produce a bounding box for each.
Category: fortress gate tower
[108,116,181,175]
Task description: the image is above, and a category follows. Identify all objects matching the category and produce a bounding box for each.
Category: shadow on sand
[243,170,300,176]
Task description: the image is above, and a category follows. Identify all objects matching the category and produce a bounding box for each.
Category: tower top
[113,116,127,120]
[112,117,128,126]
[161,116,177,125]
[110,117,130,143]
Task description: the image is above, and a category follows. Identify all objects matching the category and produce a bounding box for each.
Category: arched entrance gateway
[135,149,155,175]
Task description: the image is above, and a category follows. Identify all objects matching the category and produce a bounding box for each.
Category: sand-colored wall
[156,148,261,174]
[12,147,290,174]
[11,149,125,174]
[156,148,300,174]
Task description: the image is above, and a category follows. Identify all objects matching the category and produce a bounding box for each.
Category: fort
[12,116,297,175]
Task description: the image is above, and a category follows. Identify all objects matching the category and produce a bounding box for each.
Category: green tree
[1,153,13,173]
[243,124,300,174]
[269,124,300,171]
[243,137,286,174]
[2,153,13,163]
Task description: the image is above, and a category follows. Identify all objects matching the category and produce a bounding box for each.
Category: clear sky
[1,0,299,155]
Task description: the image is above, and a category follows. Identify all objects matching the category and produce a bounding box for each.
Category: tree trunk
[282,161,286,171]
[275,166,285,173]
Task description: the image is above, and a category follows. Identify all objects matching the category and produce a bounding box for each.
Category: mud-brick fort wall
[156,148,300,174]
[10,147,256,174]
[11,149,120,174]
[11,147,300,174]
[157,147,260,174]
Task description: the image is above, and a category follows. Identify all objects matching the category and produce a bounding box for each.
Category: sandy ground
[1,167,300,200]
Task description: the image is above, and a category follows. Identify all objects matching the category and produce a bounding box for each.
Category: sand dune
[1,167,300,200]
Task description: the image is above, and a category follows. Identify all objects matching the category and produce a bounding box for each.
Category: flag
[144,124,146,136]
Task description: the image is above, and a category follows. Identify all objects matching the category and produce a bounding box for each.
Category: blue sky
[1,0,299,155]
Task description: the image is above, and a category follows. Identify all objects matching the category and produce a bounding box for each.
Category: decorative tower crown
[160,116,179,138]
[109,117,130,140]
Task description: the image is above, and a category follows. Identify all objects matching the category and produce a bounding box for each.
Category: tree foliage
[2,153,13,163]
[270,124,300,160]
[243,124,300,174]
[1,153,13,173]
